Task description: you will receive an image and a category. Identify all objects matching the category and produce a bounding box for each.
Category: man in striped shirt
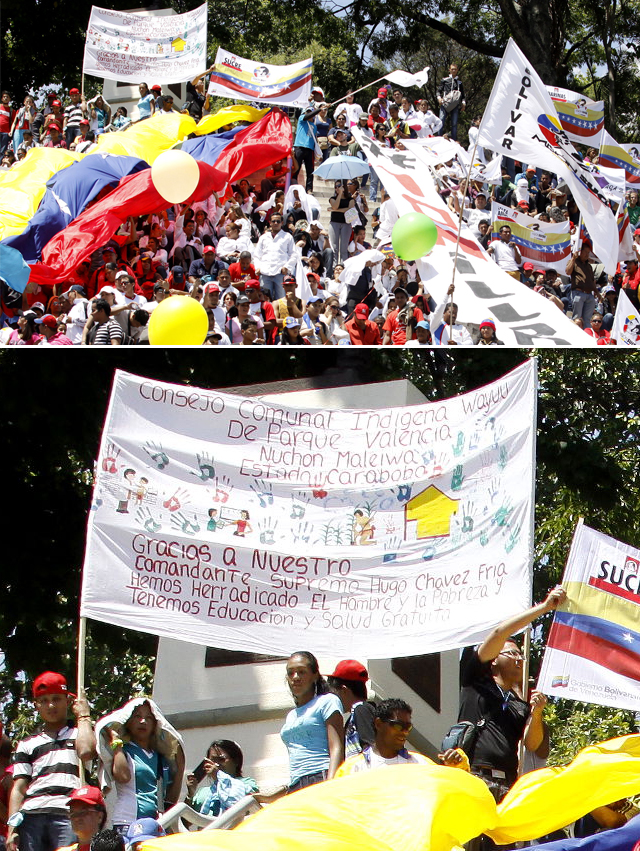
[7,672,96,851]
[63,88,87,149]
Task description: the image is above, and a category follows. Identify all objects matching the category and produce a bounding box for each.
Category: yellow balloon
[148,296,208,346]
[151,149,200,204]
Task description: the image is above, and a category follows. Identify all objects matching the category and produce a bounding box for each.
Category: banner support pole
[77,615,88,783]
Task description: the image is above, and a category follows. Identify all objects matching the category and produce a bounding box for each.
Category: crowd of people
[3,585,638,851]
[1,70,639,346]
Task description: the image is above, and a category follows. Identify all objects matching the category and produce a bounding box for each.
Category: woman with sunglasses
[323,297,348,344]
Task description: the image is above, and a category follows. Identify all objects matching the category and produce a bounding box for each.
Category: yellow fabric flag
[141,765,496,851]
[0,148,78,240]
[489,734,640,843]
[195,104,270,136]
[94,112,198,163]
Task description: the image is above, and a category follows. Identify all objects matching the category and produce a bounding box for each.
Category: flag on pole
[598,129,640,187]
[490,202,571,273]
[477,38,618,275]
[208,48,312,107]
[611,288,640,345]
[546,86,604,144]
[384,67,430,88]
[537,521,640,711]
[616,198,635,261]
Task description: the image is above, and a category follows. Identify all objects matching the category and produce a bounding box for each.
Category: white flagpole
[76,615,88,782]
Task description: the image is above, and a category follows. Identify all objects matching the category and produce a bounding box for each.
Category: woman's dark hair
[287,651,329,702]
[327,676,367,701]
[20,314,39,341]
[307,251,325,276]
[208,739,244,776]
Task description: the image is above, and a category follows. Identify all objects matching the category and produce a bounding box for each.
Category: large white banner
[478,39,618,275]
[83,5,207,85]
[81,363,537,658]
[353,129,594,347]
[538,522,640,711]
[207,48,312,108]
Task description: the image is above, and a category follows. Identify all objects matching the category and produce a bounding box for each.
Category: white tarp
[81,363,538,658]
[537,522,640,712]
[83,4,207,85]
[352,128,594,346]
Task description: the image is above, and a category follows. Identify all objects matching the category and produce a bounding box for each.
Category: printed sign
[81,363,538,658]
[538,522,640,711]
[208,48,312,107]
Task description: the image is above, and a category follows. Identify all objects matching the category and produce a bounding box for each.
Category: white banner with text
[81,364,537,658]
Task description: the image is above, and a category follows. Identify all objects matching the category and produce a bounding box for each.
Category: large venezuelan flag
[538,521,640,711]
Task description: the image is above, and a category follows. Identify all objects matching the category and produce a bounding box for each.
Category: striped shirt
[64,103,85,128]
[92,319,124,345]
[13,726,80,814]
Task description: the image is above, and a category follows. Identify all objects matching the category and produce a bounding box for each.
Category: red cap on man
[354,303,369,319]
[32,672,72,699]
[69,88,80,95]
[245,279,261,289]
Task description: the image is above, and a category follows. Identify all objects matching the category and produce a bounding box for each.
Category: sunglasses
[384,719,412,733]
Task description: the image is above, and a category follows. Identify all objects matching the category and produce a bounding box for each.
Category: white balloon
[151,149,200,204]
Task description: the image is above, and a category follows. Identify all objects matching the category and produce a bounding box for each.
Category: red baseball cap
[204,283,220,293]
[354,304,370,319]
[35,314,59,329]
[306,271,320,283]
[203,245,215,254]
[328,659,368,681]
[48,122,61,131]
[79,119,90,126]
[151,85,162,92]
[32,671,73,699]
[51,100,62,108]
[517,201,529,208]
[377,88,387,97]
[69,786,105,808]
[522,262,534,271]
[245,279,260,289]
[69,88,80,95]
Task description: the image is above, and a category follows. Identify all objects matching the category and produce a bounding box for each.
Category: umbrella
[313,155,370,180]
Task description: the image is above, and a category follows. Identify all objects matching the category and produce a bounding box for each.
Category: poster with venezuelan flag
[598,129,640,188]
[208,48,312,108]
[490,202,572,274]
[538,521,640,711]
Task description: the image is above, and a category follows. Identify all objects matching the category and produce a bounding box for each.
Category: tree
[2,350,638,762]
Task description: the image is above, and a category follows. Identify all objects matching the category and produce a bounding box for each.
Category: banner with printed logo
[546,86,605,144]
[207,48,312,108]
[81,363,538,658]
[353,129,593,346]
[83,4,207,84]
[490,202,571,273]
[538,521,640,711]
[611,288,640,346]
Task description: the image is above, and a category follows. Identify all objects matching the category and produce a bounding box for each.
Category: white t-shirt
[491,240,520,271]
[333,101,363,126]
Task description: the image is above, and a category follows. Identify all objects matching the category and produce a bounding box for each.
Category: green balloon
[391,212,438,261]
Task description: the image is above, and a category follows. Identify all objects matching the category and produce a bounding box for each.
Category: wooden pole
[77,615,87,783]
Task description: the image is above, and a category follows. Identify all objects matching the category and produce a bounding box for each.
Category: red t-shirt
[256,300,277,345]
[345,317,382,345]
[0,104,14,134]
[228,262,256,283]
[623,268,640,291]
[383,306,425,345]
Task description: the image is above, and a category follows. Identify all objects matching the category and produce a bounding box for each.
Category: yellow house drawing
[405,485,459,539]
[171,36,186,52]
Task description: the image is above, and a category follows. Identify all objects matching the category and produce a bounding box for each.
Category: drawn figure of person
[117,468,137,514]
[232,510,252,537]
[352,510,375,545]
[207,508,224,532]
[135,477,149,504]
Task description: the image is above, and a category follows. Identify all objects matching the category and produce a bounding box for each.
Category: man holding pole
[456,585,566,808]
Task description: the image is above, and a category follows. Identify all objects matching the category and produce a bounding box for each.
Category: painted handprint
[250,479,274,508]
[101,442,120,473]
[136,506,162,533]
[191,452,215,482]
[258,517,278,545]
[212,475,232,503]
[144,441,169,470]
[163,487,189,512]
[170,512,200,535]
[451,464,464,491]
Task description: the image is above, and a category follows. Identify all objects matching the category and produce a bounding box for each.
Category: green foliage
[544,700,636,765]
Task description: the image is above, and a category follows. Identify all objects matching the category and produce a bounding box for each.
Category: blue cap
[285,316,301,328]
[415,319,430,330]
[125,818,166,846]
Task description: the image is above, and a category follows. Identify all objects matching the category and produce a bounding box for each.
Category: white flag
[545,86,604,145]
[611,288,640,345]
[385,67,429,88]
[478,39,618,275]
